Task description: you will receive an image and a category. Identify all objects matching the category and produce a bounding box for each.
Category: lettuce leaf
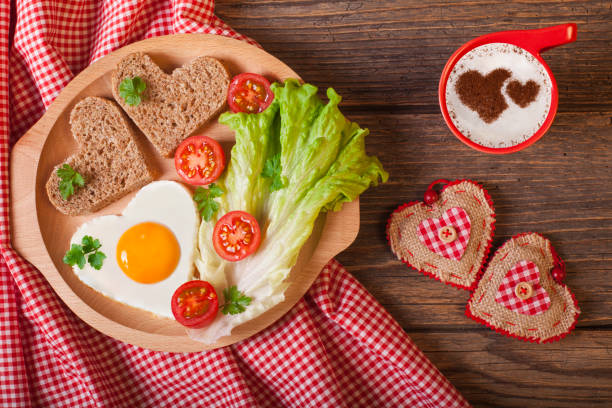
[189,79,388,343]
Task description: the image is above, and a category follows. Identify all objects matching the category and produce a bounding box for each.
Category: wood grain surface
[216,1,612,406]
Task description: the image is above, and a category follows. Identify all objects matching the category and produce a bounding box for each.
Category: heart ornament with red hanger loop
[466,233,580,343]
[387,180,495,290]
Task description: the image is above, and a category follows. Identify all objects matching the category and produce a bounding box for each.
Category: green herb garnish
[221,285,252,315]
[57,164,85,200]
[119,76,146,106]
[261,153,285,192]
[193,183,224,221]
[63,235,106,270]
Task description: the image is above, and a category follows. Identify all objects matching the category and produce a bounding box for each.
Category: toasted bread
[111,53,229,157]
[46,97,156,215]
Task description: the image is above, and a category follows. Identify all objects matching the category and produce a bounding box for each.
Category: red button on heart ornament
[467,233,580,343]
[387,180,495,290]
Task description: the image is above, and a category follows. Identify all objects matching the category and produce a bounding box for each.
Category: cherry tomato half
[171,280,219,328]
[175,135,225,185]
[213,211,261,262]
[227,73,274,114]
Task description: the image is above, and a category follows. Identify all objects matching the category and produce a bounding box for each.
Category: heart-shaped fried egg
[69,181,199,318]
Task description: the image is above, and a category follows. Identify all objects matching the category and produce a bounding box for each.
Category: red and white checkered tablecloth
[0,1,470,407]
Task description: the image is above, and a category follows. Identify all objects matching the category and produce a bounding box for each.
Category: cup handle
[521,23,577,54]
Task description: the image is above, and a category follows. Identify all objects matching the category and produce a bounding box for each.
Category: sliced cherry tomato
[171,280,219,328]
[175,135,225,185]
[227,73,274,114]
[213,211,261,262]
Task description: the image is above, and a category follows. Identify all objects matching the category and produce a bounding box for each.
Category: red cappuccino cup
[439,24,577,154]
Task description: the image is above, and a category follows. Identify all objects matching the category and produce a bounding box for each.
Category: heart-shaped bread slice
[466,233,580,343]
[387,180,495,290]
[111,52,230,157]
[46,97,156,215]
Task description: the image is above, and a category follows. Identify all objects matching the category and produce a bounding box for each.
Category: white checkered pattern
[0,1,470,407]
[495,260,551,315]
[417,207,471,261]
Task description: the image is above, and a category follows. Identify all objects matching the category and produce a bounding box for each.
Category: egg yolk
[116,222,180,284]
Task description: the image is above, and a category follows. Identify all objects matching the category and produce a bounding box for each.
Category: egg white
[70,181,200,318]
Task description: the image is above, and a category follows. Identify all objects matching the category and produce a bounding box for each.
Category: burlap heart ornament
[466,233,580,343]
[387,180,495,290]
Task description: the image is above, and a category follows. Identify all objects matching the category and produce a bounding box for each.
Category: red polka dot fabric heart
[417,207,471,261]
[495,260,551,315]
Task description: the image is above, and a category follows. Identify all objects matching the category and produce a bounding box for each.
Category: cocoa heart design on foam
[387,180,495,290]
[506,79,540,108]
[455,68,511,123]
[467,233,580,343]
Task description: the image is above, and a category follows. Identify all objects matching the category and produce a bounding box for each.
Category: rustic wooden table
[217,1,612,407]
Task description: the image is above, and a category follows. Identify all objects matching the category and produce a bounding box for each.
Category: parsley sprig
[63,235,106,270]
[261,153,285,192]
[193,183,224,221]
[221,285,252,315]
[119,76,146,106]
[57,164,85,200]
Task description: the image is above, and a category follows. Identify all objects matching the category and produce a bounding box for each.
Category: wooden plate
[9,34,359,352]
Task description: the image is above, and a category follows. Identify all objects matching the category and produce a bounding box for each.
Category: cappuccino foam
[445,43,552,148]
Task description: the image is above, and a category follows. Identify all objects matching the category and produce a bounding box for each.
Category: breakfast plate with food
[10,34,387,352]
